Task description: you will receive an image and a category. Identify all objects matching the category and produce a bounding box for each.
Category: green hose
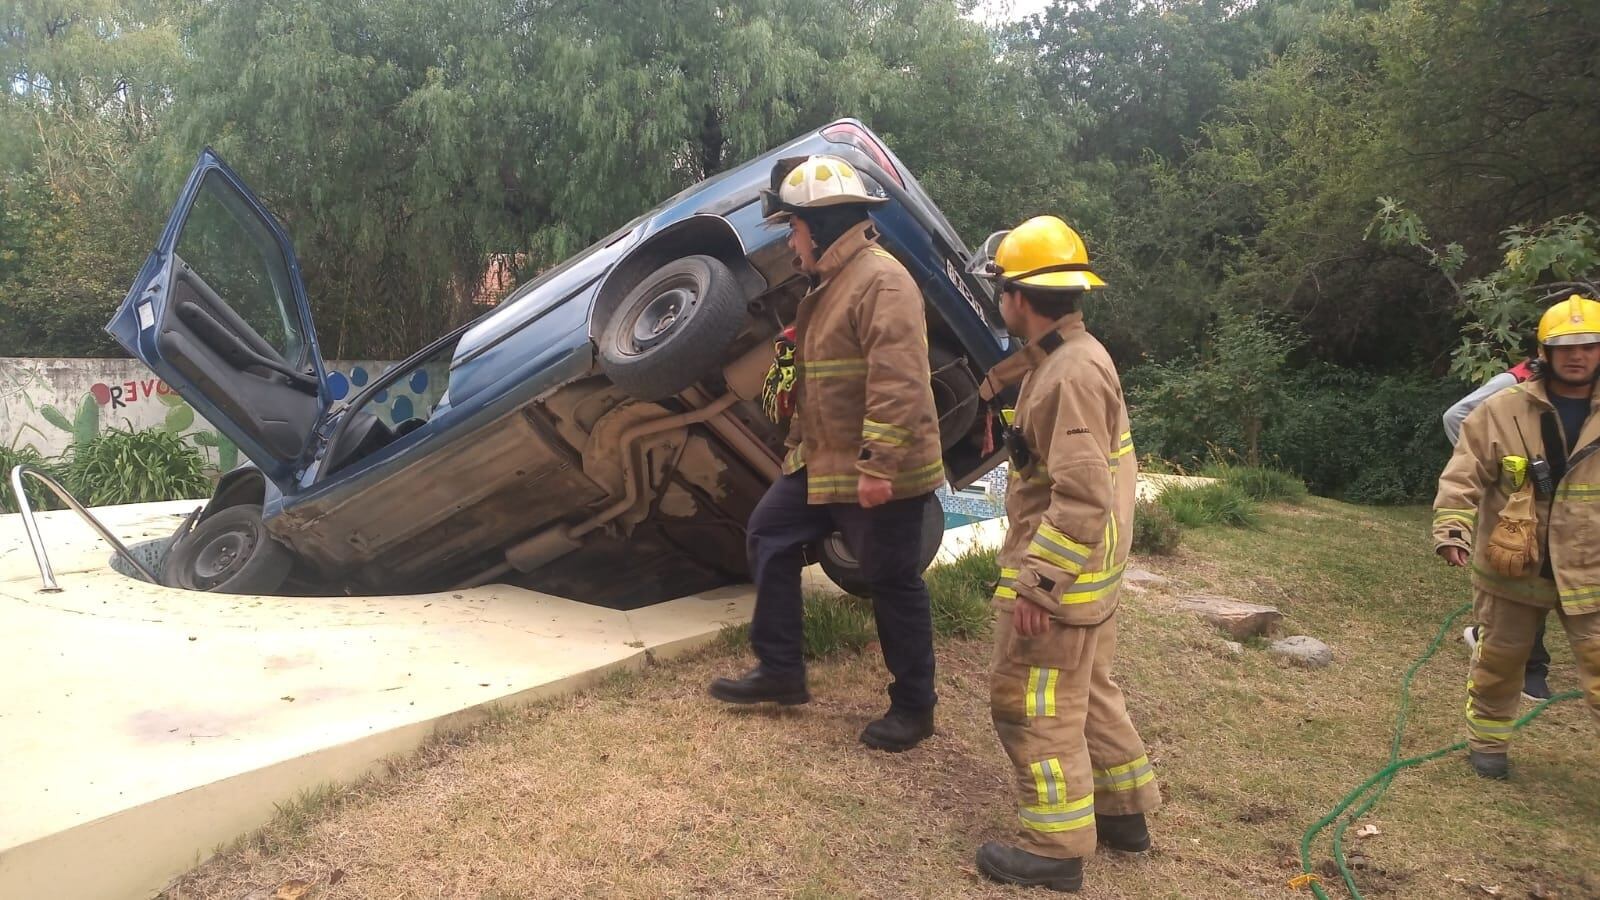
[1293,601,1582,899]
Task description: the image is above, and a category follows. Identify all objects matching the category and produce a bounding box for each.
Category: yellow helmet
[1537,294,1600,347]
[983,215,1106,291]
[760,154,887,221]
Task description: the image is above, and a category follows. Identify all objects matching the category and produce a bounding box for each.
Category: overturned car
[108,120,1009,607]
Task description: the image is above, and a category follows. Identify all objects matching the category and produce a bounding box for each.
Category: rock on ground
[1175,594,1283,640]
[1269,635,1333,668]
[1123,568,1171,593]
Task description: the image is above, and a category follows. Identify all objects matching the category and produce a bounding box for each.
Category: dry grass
[162,500,1600,900]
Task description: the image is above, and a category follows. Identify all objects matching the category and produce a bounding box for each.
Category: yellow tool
[1501,455,1528,490]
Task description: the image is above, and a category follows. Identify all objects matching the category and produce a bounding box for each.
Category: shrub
[1157,481,1260,528]
[0,444,66,514]
[1131,499,1182,555]
[1132,361,1463,505]
[1202,460,1308,504]
[66,426,211,506]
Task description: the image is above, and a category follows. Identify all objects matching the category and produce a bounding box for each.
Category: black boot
[1096,812,1151,852]
[859,707,934,752]
[1469,749,1509,780]
[708,667,810,706]
[976,841,1083,892]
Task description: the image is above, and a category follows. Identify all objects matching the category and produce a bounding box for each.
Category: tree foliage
[1,0,1594,440]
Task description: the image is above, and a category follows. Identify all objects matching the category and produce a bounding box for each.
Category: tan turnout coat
[782,221,945,504]
[1433,378,1600,614]
[984,313,1136,623]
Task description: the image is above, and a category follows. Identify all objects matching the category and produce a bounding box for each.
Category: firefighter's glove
[1482,483,1540,578]
[761,326,798,423]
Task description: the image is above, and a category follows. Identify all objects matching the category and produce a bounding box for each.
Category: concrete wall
[0,358,438,468]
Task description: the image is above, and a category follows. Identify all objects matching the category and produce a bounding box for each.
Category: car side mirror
[966,230,1011,277]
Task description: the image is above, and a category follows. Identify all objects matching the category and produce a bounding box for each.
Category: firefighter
[1445,360,1555,701]
[971,216,1158,892]
[708,155,946,752]
[1433,294,1600,779]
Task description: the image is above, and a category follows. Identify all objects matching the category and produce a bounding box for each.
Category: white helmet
[761,154,887,221]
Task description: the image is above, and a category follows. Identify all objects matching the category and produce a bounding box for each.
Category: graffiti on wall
[1,358,433,472]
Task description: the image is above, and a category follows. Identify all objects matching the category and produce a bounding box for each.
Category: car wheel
[930,343,980,452]
[599,255,748,401]
[163,504,293,594]
[819,494,946,598]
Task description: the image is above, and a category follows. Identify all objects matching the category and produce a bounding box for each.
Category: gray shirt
[1443,372,1520,446]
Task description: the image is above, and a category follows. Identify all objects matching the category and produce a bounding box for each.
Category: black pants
[1528,615,1550,676]
[746,470,938,712]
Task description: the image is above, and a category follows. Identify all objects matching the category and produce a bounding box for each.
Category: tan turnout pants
[990,605,1160,859]
[1467,588,1600,753]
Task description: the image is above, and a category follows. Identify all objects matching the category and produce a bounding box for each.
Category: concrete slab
[0,485,1089,899]
[0,503,753,899]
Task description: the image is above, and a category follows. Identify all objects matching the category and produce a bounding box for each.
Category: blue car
[108,119,1008,606]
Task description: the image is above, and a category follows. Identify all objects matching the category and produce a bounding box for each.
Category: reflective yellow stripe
[869,248,897,260]
[1111,431,1134,459]
[1556,483,1600,501]
[800,357,868,379]
[1021,764,1094,833]
[1093,755,1154,792]
[861,419,915,447]
[994,567,1019,601]
[805,460,944,500]
[1433,508,1477,527]
[1029,758,1070,805]
[1059,563,1126,604]
[1465,709,1514,744]
[1025,666,1059,717]
[1559,584,1600,612]
[1030,523,1091,573]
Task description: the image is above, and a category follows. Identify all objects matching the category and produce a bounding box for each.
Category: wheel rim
[619,278,701,356]
[189,526,258,590]
[826,532,857,567]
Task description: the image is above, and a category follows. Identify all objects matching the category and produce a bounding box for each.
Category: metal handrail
[8,465,161,591]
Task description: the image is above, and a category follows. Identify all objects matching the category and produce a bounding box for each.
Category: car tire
[818,493,946,599]
[599,255,748,402]
[930,343,980,452]
[163,504,293,594]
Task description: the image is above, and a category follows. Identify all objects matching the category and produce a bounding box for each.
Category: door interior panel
[158,260,318,461]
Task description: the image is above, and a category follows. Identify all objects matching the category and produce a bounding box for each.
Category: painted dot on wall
[410,370,429,394]
[327,371,350,400]
[391,395,414,421]
[351,366,369,387]
[375,389,389,404]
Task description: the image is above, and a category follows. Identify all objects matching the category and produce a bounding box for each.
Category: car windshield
[338,334,460,436]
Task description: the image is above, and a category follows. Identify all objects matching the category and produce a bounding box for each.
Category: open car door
[107,149,330,489]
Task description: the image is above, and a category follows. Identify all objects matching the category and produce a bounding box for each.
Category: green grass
[1158,480,1261,528]
[801,592,878,658]
[924,547,998,639]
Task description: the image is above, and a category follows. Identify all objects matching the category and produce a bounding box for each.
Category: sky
[969,0,1056,24]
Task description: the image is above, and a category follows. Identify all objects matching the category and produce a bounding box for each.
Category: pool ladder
[8,465,166,591]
